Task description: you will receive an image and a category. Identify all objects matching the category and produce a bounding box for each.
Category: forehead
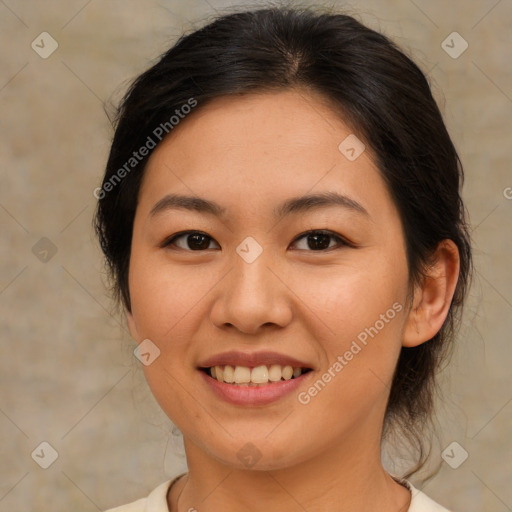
[137,89,397,224]
[147,89,363,168]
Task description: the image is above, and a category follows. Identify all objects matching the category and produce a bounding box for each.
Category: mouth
[196,350,315,405]
[199,364,313,386]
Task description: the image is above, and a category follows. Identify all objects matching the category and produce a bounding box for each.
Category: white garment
[104,474,452,512]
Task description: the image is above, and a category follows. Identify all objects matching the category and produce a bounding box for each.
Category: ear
[126,309,140,341]
[402,239,460,347]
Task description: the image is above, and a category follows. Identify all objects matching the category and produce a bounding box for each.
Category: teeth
[208,364,306,385]
[268,364,282,382]
[223,365,235,383]
[234,366,251,384]
[251,365,268,384]
[282,365,293,380]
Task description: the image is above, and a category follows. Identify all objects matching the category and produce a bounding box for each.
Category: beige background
[1,0,511,510]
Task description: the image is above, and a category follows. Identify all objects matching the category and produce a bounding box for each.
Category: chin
[203,436,311,472]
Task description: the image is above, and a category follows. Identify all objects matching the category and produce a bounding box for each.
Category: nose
[209,246,293,335]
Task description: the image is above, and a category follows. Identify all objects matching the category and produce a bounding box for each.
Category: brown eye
[291,230,349,251]
[163,231,220,251]
[163,229,351,252]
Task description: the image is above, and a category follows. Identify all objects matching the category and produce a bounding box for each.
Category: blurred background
[1,0,511,510]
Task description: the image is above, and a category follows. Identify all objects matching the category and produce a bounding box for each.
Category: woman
[95,5,472,511]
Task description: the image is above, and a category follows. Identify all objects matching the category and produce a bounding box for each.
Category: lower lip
[199,370,312,406]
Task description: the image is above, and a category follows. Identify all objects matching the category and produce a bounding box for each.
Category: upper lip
[198,351,313,369]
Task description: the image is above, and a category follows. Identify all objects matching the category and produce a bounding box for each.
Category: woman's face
[127,89,412,470]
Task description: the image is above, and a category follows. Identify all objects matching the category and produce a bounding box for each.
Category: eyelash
[161,229,353,252]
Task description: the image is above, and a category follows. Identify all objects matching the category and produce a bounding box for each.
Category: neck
[169,429,411,512]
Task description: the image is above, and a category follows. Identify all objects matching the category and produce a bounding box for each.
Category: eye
[162,231,220,251]
[290,230,351,251]
[162,229,352,252]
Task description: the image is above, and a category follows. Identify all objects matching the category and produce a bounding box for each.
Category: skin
[126,88,460,512]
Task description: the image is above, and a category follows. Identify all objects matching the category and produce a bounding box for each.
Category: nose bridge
[210,236,292,333]
[231,238,276,302]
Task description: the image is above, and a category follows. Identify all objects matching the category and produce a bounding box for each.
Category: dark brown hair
[94,5,473,477]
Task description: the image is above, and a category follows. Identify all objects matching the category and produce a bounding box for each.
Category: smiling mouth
[199,364,312,386]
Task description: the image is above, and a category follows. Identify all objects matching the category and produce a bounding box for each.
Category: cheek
[294,255,407,336]
[128,250,211,342]
[296,295,405,438]
[300,254,408,388]
[323,289,405,382]
[129,258,205,424]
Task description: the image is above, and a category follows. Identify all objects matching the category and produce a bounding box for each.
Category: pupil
[189,234,209,250]
[309,233,330,250]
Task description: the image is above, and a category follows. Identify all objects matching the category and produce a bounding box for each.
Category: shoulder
[405,480,452,512]
[103,478,176,512]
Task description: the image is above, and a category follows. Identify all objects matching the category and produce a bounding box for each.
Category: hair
[93,4,472,478]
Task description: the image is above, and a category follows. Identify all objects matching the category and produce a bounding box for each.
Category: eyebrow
[149,191,369,220]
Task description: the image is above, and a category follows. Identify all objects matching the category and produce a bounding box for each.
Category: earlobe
[402,239,460,348]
